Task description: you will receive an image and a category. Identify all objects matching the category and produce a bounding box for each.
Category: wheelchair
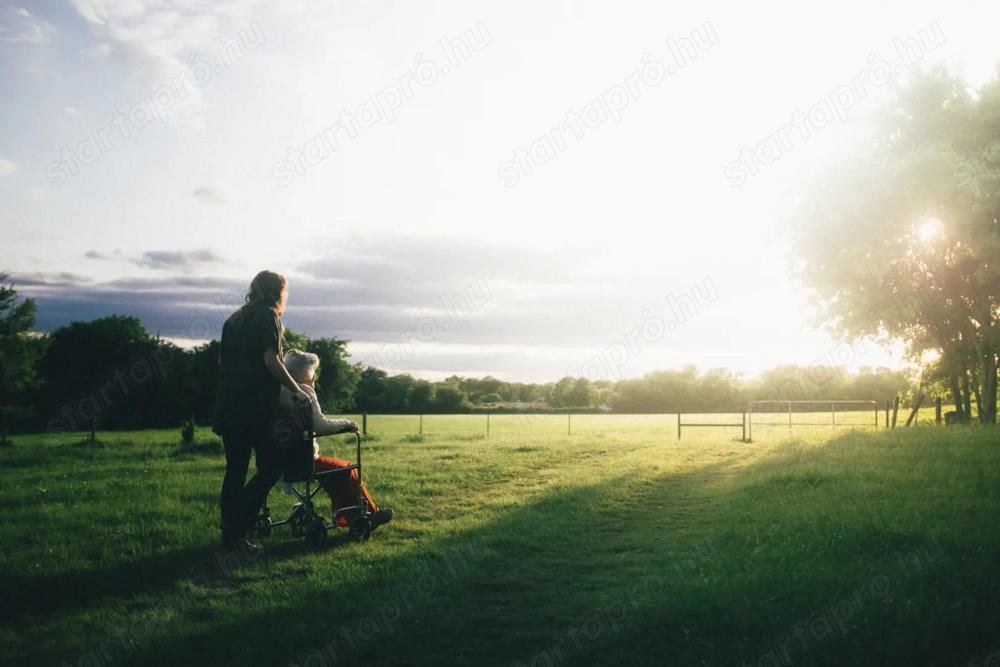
[251,402,373,549]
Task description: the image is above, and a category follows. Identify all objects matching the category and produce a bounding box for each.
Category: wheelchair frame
[253,431,373,548]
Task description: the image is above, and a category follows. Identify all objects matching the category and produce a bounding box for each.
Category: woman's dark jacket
[212,306,282,436]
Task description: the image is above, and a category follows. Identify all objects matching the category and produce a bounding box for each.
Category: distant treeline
[3,313,919,435]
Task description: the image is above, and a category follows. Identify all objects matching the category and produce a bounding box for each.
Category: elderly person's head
[284,349,320,386]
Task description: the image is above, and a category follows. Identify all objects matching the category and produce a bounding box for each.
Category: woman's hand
[263,346,311,400]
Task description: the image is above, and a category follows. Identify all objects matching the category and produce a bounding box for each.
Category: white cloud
[192,186,231,205]
[135,248,222,270]
[24,66,55,76]
[67,1,262,124]
[64,106,79,117]
[8,271,93,287]
[79,42,112,58]
[0,158,18,176]
[0,6,55,44]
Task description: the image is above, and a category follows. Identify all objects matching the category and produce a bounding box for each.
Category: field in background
[338,407,939,441]
[1,417,998,666]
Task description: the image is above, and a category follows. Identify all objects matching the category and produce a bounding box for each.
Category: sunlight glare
[917,217,944,242]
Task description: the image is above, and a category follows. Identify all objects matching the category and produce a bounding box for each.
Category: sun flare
[917,217,944,242]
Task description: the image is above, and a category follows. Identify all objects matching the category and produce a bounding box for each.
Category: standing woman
[213,270,308,550]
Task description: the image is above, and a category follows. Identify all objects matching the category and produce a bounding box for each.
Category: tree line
[0,278,917,440]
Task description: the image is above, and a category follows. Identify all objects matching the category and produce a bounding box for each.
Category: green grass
[1,416,998,666]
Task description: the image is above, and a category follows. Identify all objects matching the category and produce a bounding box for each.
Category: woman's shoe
[221,536,264,555]
[371,508,394,530]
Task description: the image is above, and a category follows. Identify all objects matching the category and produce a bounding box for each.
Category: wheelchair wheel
[306,517,327,550]
[289,503,310,537]
[349,515,372,541]
[251,513,271,539]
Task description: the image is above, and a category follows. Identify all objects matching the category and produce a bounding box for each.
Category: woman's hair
[231,270,287,323]
[283,349,320,383]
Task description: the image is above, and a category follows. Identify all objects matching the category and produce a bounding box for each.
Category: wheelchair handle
[354,431,363,490]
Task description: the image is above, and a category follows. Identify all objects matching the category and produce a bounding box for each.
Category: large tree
[353,367,389,412]
[796,68,1000,423]
[37,315,171,430]
[0,275,43,443]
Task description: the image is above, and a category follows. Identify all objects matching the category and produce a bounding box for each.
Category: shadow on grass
[15,428,1000,667]
[0,532,317,624]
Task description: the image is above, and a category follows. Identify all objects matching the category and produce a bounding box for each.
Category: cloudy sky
[1,1,997,382]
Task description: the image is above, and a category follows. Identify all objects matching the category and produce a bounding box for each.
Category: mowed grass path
[1,416,998,666]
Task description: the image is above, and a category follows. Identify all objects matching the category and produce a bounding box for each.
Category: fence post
[874,403,878,428]
[788,401,792,431]
[362,412,368,436]
[935,397,942,425]
[419,413,423,435]
[831,401,836,428]
[742,411,746,443]
[567,413,571,436]
[486,412,490,437]
[891,396,900,428]
[885,401,890,429]
[677,412,681,440]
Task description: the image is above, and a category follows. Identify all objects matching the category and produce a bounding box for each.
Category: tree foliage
[0,276,43,443]
[796,68,1000,422]
[284,329,358,412]
[36,315,176,430]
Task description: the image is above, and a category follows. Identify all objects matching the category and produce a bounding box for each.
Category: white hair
[283,349,320,383]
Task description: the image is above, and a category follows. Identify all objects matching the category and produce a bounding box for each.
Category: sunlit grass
[1,418,997,666]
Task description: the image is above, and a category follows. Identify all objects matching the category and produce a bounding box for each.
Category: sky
[1,0,998,383]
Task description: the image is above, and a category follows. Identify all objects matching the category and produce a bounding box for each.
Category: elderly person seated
[279,349,393,530]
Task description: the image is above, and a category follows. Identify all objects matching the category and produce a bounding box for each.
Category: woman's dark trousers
[221,429,282,545]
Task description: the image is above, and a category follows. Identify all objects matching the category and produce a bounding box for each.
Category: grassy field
[1,415,998,666]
